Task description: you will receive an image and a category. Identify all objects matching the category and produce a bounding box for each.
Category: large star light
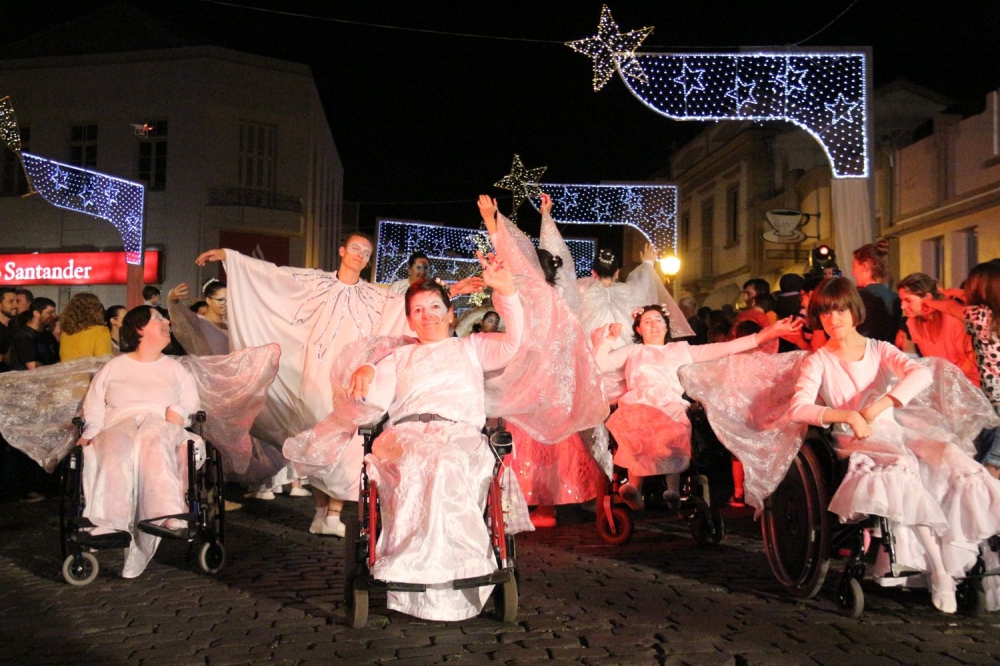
[566,5,653,92]
[493,154,547,219]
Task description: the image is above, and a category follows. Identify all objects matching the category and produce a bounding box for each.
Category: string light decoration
[531,183,678,258]
[493,154,548,220]
[373,219,596,286]
[0,97,147,265]
[565,5,653,92]
[21,154,146,264]
[567,9,869,178]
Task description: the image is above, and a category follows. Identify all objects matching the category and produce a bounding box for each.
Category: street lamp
[659,255,681,298]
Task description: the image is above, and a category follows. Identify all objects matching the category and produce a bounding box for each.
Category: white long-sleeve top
[366,291,523,430]
[81,354,200,439]
[788,339,932,431]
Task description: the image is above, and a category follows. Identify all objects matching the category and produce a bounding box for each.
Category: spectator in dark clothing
[742,278,771,309]
[679,297,708,345]
[9,297,59,370]
[775,274,804,352]
[0,286,19,373]
[852,240,902,344]
[13,288,33,316]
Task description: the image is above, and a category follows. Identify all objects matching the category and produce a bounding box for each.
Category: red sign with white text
[0,251,161,285]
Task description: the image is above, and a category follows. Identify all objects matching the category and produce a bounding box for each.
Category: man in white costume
[196,235,480,535]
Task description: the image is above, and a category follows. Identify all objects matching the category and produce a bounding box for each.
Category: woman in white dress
[595,306,799,509]
[78,306,201,578]
[346,251,522,621]
[788,277,1000,613]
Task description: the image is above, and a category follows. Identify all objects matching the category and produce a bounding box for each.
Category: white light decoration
[374,219,596,286]
[493,154,548,220]
[565,5,653,92]
[530,183,678,258]
[567,11,869,178]
[0,97,146,265]
[21,154,146,264]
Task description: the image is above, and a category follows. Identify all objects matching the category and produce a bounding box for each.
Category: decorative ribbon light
[374,219,596,285]
[567,7,869,178]
[531,182,678,258]
[0,97,146,264]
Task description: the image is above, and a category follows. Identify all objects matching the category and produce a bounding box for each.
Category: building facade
[0,7,343,308]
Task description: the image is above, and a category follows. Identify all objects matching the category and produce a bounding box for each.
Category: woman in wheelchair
[77,305,200,578]
[592,304,800,510]
[789,277,1000,613]
[345,252,521,621]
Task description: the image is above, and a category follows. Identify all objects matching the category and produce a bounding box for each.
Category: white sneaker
[619,483,644,511]
[254,489,276,500]
[289,487,312,498]
[310,515,346,537]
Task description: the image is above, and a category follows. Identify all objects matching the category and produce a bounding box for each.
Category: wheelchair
[59,411,226,586]
[342,416,519,628]
[761,426,996,618]
[595,401,729,546]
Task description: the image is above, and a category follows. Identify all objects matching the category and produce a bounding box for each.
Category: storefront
[0,250,161,310]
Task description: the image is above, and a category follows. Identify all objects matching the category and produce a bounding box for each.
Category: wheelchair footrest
[452,570,511,590]
[137,514,194,540]
[381,581,428,592]
[76,530,132,549]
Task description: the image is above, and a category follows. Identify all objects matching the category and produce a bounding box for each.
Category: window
[69,123,98,168]
[951,227,978,288]
[700,199,715,275]
[725,185,740,247]
[679,211,691,253]
[238,122,277,190]
[921,236,945,283]
[1,126,29,197]
[138,120,168,190]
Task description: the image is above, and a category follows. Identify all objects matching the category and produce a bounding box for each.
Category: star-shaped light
[77,178,97,208]
[591,197,613,222]
[825,93,860,125]
[559,185,580,210]
[622,188,644,216]
[566,5,654,92]
[775,64,808,94]
[725,76,757,111]
[673,62,707,98]
[494,154,547,219]
[51,167,70,192]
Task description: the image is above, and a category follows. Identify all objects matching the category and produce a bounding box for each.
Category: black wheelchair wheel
[198,541,226,574]
[596,504,634,546]
[493,574,519,623]
[345,579,369,629]
[62,552,99,587]
[691,507,725,546]
[835,576,864,618]
[761,441,831,599]
[957,578,986,617]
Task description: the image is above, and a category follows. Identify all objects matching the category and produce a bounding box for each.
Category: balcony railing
[206,186,303,214]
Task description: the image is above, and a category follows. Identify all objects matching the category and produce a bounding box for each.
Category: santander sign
[1,251,160,285]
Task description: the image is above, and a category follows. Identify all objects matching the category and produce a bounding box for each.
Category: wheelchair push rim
[761,441,831,599]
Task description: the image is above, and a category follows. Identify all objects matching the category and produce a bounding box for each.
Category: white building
[0,5,343,308]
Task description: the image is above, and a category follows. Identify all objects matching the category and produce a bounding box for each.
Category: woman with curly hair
[59,293,112,361]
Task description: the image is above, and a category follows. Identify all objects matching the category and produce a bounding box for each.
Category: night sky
[3,1,1000,241]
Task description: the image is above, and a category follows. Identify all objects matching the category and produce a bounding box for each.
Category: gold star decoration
[493,154,547,220]
[566,5,654,92]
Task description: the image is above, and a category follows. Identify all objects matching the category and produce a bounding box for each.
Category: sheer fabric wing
[678,351,810,511]
[178,344,280,475]
[0,357,108,472]
[485,215,608,442]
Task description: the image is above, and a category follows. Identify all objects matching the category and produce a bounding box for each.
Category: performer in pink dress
[346,253,520,621]
[789,277,1000,614]
[594,306,799,509]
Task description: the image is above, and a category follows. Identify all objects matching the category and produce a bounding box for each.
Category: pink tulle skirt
[606,403,691,477]
[509,424,604,506]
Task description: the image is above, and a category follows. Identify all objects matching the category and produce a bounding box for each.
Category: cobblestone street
[2,495,999,665]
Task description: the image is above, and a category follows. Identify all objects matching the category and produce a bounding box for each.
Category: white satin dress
[789,339,1000,576]
[362,291,523,621]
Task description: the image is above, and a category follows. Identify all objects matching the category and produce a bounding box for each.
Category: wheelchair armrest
[358,413,390,438]
[72,416,85,429]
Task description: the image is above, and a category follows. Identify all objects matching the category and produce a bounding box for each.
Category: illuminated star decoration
[493,154,547,221]
[566,5,653,92]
